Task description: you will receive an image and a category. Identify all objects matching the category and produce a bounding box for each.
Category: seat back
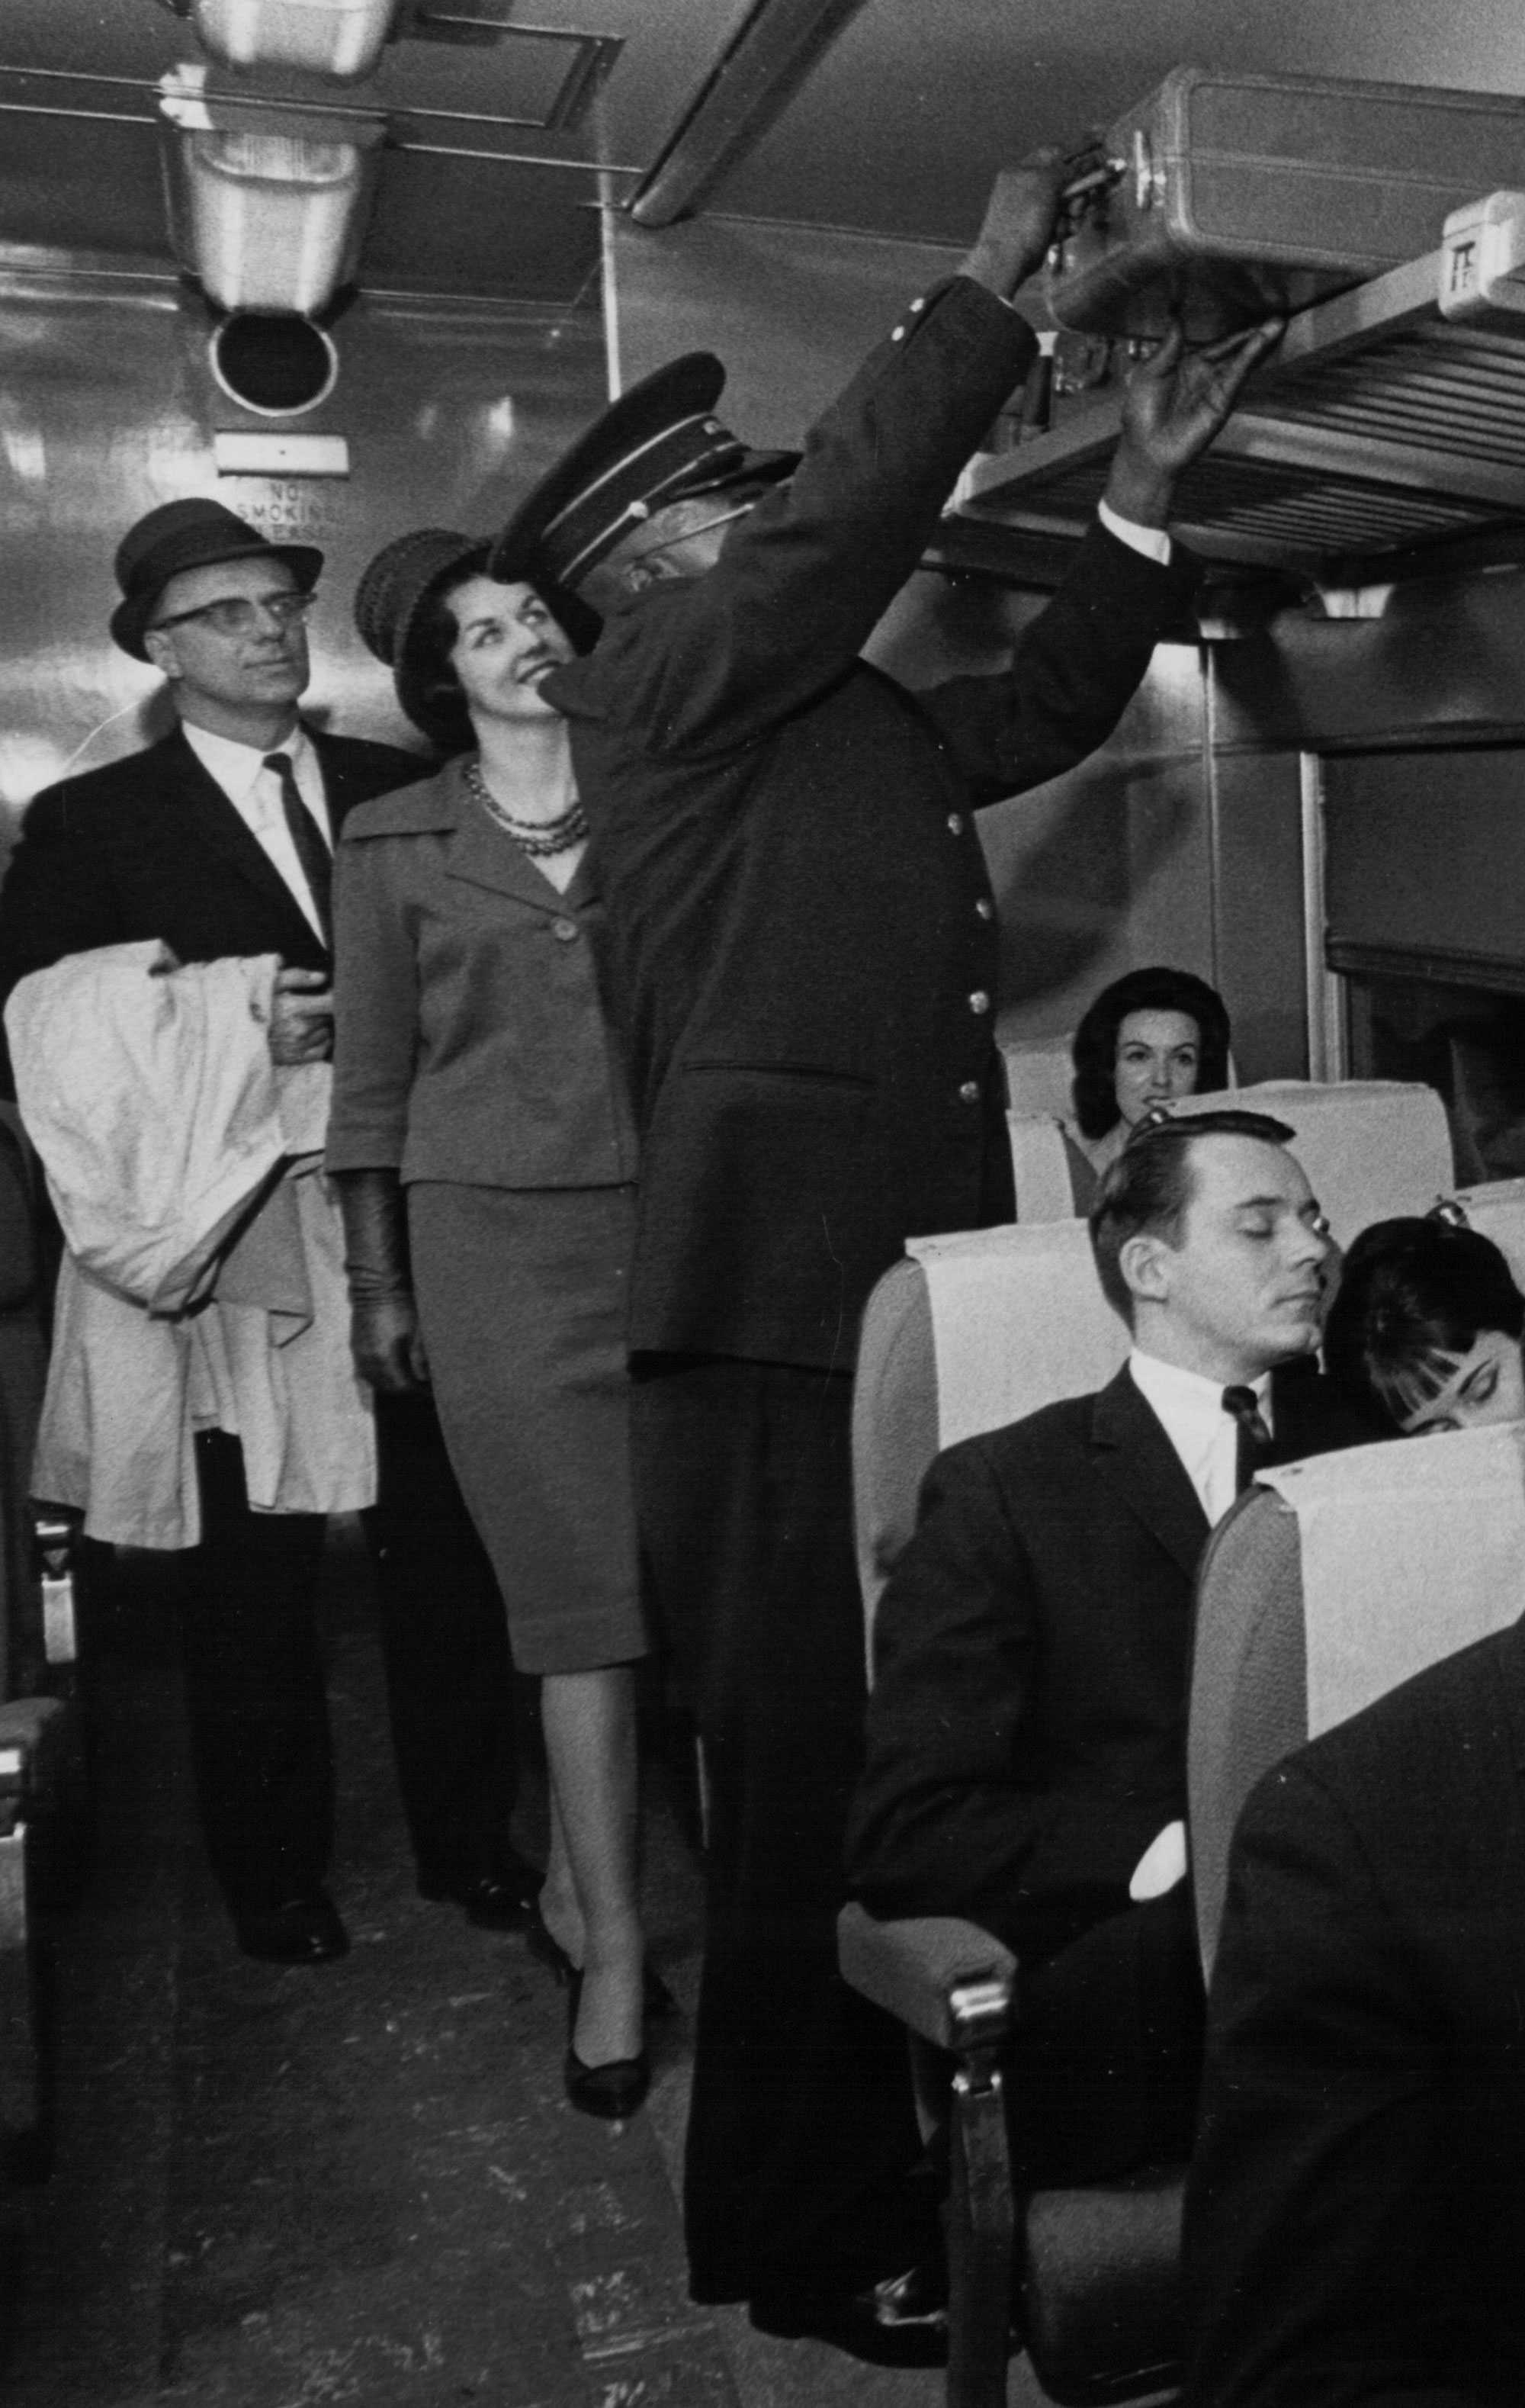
[1006,1114,1077,1222]
[1446,1176,1525,1284]
[999,1037,1241,1124]
[1000,1037,1075,1123]
[1005,1077,1451,1233]
[852,1221,1128,1657]
[1190,1424,1525,1983]
[1173,1079,1453,1242]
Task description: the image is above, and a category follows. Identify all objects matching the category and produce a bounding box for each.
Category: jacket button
[974,895,994,921]
[551,918,580,944]
[891,325,905,342]
[958,1080,980,1103]
[968,989,990,1015]
[946,812,965,835]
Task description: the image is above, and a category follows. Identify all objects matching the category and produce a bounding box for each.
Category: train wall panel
[0,256,607,853]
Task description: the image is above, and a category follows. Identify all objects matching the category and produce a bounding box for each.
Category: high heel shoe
[563,1970,650,2121]
[525,1904,678,2020]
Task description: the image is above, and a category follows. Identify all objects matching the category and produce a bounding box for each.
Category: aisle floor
[0,1529,1051,2406]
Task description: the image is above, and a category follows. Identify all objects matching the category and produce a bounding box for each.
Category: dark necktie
[1222,1384,1274,1495]
[264,751,332,949]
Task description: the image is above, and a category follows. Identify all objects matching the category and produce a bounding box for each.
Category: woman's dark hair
[403,544,491,754]
[408,552,589,755]
[1071,966,1232,1140]
[1322,1215,1525,1426]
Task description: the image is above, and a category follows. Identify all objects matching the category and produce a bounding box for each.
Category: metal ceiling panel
[0,0,756,304]
[720,0,1525,246]
[10,2,1525,317]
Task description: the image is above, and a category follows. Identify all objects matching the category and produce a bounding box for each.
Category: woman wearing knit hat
[328,529,652,2119]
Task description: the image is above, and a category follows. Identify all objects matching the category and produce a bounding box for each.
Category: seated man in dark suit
[1185,1612,1525,2407]
[848,1108,1373,2187]
[0,501,536,1965]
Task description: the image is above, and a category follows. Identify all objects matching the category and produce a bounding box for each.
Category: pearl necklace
[464,757,588,857]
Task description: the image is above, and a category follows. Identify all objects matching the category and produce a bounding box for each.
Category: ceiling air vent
[398,7,620,131]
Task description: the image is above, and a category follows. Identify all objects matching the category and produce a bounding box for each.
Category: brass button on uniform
[958,1080,981,1104]
[946,812,965,835]
[551,918,580,944]
[968,989,990,1015]
[974,896,994,921]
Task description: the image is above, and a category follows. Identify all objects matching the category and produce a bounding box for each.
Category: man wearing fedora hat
[0,498,538,1966]
[486,156,1279,2357]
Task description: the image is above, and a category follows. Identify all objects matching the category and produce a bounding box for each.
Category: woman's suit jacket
[327,758,637,1191]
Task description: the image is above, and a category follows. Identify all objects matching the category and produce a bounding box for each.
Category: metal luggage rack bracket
[958,228,1525,577]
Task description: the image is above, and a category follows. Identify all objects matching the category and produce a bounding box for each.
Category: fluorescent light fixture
[156,0,401,82]
[159,66,384,316]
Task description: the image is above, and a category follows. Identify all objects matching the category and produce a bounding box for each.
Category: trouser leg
[178,1429,330,1912]
[366,1390,522,1890]
[634,1358,931,2304]
[1011,1887,1206,2188]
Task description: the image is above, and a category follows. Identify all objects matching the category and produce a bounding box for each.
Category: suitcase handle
[1128,130,1167,216]
[1057,153,1125,237]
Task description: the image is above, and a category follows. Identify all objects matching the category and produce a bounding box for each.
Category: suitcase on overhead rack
[1046,68,1525,342]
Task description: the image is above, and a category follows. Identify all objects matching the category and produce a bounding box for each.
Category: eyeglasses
[615,496,760,571]
[150,590,316,639]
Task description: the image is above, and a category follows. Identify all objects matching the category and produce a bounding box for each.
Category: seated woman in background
[328,529,653,2120]
[1323,1213,1525,1435]
[1061,966,1232,1211]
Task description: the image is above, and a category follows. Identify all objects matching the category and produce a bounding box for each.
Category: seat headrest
[1172,1079,1453,1240]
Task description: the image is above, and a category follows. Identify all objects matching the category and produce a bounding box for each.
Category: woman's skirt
[406,1181,646,1675]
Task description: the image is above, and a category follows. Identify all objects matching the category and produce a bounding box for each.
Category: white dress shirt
[180,722,331,944]
[1098,496,1173,567]
[1127,1349,1273,1529]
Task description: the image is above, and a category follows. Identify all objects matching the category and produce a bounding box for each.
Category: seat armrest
[0,1696,67,1792]
[838,1902,1016,2052]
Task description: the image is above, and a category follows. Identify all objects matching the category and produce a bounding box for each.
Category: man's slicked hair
[1088,1108,1298,1326]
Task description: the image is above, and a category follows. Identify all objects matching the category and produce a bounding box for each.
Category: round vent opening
[210,313,339,417]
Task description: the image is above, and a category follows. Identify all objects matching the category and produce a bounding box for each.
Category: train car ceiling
[3,2,1525,299]
[8,4,1525,577]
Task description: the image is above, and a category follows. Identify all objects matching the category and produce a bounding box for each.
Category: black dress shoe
[233,1892,349,1966]
[523,1900,579,1985]
[748,2264,949,2368]
[525,1904,678,2018]
[419,1847,542,1928]
[420,1867,541,1931]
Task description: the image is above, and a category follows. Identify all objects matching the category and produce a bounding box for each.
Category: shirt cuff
[1098,497,1173,567]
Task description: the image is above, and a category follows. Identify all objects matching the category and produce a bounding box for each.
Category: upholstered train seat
[1007,1076,1454,1230]
[842,1195,1522,2406]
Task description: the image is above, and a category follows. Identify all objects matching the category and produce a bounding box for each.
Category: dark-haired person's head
[410,564,580,755]
[1071,966,1232,1143]
[1089,1110,1332,1383]
[1323,1216,1525,1435]
[353,528,592,754]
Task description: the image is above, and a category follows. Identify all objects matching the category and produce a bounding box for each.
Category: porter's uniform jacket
[544,274,1197,1369]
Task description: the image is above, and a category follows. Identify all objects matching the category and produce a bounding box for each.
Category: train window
[1344,969,1525,1184]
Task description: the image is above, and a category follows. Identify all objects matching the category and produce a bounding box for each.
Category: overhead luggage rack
[958,236,1525,575]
